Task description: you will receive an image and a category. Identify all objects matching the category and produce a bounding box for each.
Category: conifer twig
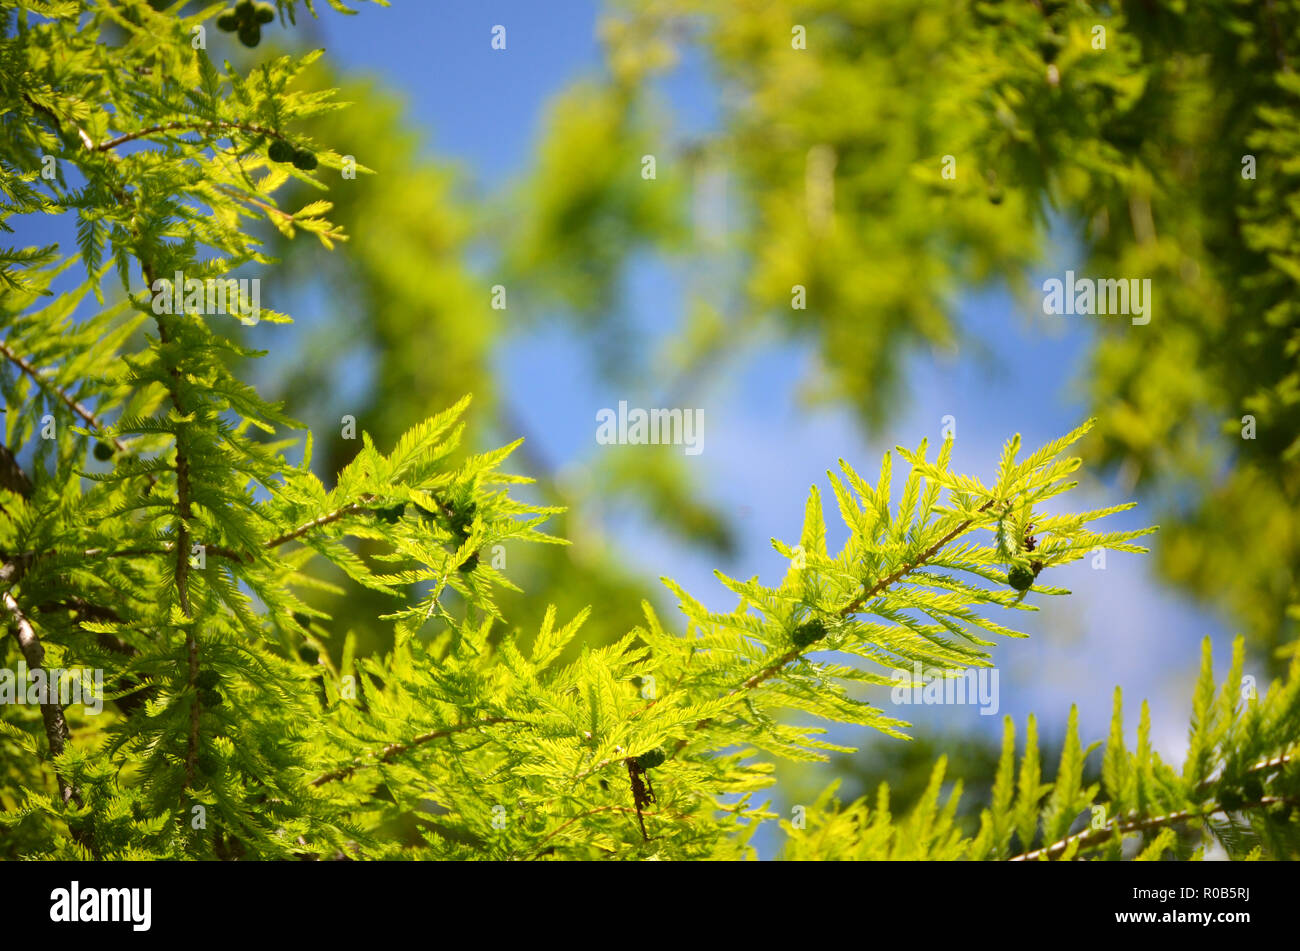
[141,261,202,789]
[6,494,459,571]
[732,498,999,694]
[266,502,373,550]
[0,341,148,483]
[1195,752,1296,793]
[263,493,456,551]
[2,588,85,812]
[1009,795,1300,862]
[95,119,291,153]
[310,717,517,787]
[652,497,1001,762]
[3,562,102,855]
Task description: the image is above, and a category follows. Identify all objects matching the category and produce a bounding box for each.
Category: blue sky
[304,3,1240,751]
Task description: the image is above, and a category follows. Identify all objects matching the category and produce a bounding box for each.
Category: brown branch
[3,591,75,802]
[2,588,90,830]
[95,119,289,153]
[310,717,517,788]
[0,341,104,434]
[148,296,201,788]
[262,492,454,551]
[22,93,95,151]
[0,341,148,476]
[1196,752,1295,793]
[0,444,33,497]
[266,501,372,550]
[1009,794,1300,862]
[842,499,998,614]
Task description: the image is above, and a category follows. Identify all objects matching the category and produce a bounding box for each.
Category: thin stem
[263,492,455,551]
[143,262,201,789]
[265,502,372,550]
[2,543,244,564]
[1194,751,1295,793]
[1009,794,1300,861]
[2,589,79,806]
[22,93,95,151]
[0,341,151,486]
[95,119,288,153]
[5,493,457,576]
[3,586,101,858]
[841,500,999,616]
[0,341,105,434]
[310,717,517,787]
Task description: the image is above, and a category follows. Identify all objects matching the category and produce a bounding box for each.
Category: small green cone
[1007,564,1035,592]
[635,748,666,770]
[791,618,827,649]
[268,139,295,163]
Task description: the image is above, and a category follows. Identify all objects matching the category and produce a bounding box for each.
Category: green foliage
[590,0,1300,660]
[280,421,1153,859]
[0,0,1294,862]
[784,638,1300,861]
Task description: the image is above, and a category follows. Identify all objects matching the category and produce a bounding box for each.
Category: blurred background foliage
[208,0,1297,836]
